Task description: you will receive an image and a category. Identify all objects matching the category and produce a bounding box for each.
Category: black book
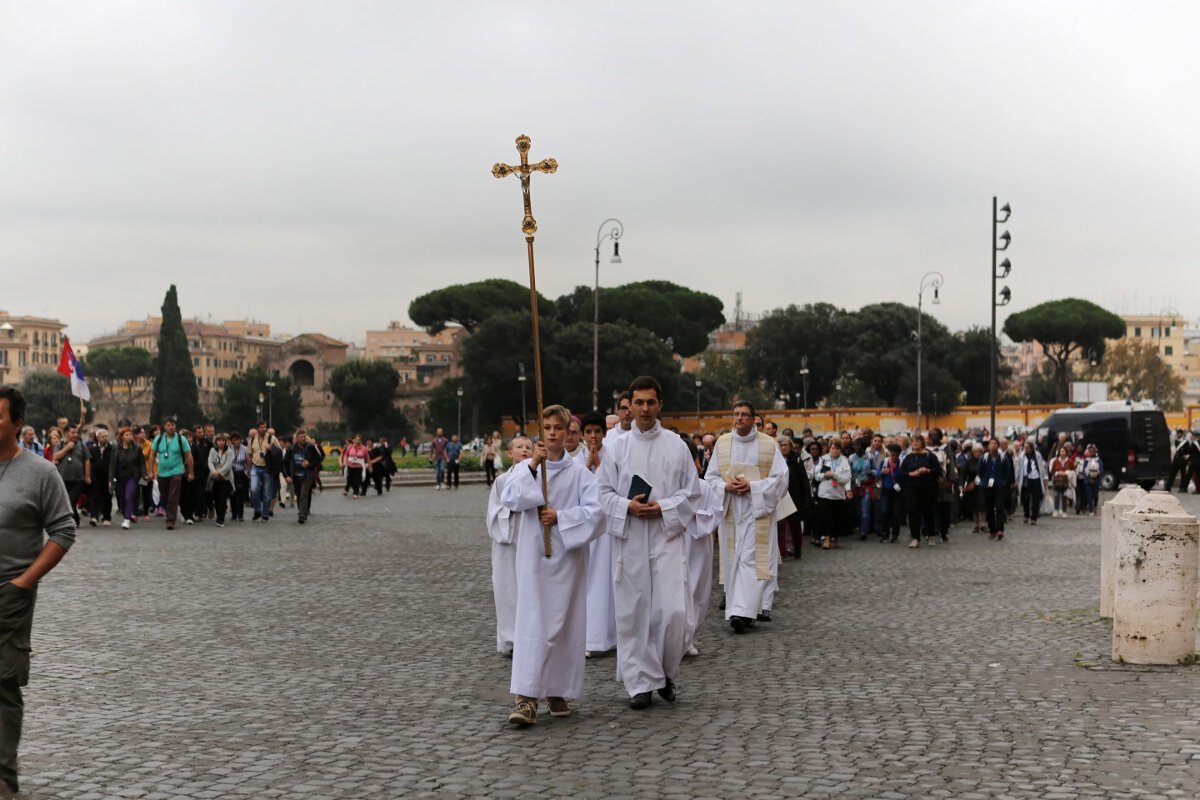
[627,474,653,502]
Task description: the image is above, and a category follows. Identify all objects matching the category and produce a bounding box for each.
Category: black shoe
[859,533,867,541]
[298,517,306,524]
[730,616,746,634]
[757,610,772,622]
[657,679,676,703]
[252,512,262,521]
[718,595,726,611]
[940,533,949,543]
[889,535,898,543]
[629,692,652,710]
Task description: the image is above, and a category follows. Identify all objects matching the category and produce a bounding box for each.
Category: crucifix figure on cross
[492,134,558,557]
[492,134,558,238]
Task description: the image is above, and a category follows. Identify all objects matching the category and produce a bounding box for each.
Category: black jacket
[283,443,323,479]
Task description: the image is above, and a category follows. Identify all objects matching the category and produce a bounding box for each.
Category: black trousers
[447,462,461,488]
[347,468,364,496]
[88,482,113,521]
[1021,479,1044,521]
[906,486,937,540]
[985,487,1008,533]
[193,473,211,518]
[294,473,314,519]
[0,581,36,794]
[816,498,848,539]
[485,459,498,486]
[62,480,85,526]
[231,472,249,520]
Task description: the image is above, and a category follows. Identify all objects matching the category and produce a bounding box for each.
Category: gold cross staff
[492,134,557,557]
[492,134,558,237]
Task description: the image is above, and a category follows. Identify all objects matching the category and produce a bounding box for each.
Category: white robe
[684,478,723,649]
[604,424,631,447]
[501,454,604,699]
[704,429,789,621]
[581,445,617,652]
[486,467,520,655]
[596,422,700,697]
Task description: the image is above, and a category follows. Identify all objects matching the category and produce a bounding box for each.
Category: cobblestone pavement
[17,487,1200,799]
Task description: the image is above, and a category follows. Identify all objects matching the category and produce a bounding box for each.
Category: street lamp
[799,356,810,410]
[456,386,464,439]
[1156,305,1181,404]
[611,389,619,414]
[517,363,527,436]
[264,380,276,429]
[990,197,1012,437]
[593,218,624,411]
[695,378,702,433]
[257,392,264,423]
[916,270,944,426]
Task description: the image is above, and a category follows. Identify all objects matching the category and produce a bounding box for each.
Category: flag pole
[493,134,558,558]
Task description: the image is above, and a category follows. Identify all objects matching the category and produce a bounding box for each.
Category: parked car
[1036,401,1171,490]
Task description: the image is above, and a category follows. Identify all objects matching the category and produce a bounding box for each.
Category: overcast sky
[2,1,1197,346]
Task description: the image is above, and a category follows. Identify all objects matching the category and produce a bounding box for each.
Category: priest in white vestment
[501,406,604,726]
[485,436,532,656]
[603,392,633,446]
[704,402,791,633]
[684,473,723,655]
[596,377,700,709]
[578,413,617,654]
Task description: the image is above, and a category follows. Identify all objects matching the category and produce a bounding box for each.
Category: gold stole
[716,433,796,583]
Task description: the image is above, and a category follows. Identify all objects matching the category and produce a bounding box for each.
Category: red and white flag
[56,336,91,402]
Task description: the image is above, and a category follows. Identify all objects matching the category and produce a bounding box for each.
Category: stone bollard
[1099,485,1147,618]
[1112,492,1200,665]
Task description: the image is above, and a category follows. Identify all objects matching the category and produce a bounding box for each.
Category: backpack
[1085,459,1101,480]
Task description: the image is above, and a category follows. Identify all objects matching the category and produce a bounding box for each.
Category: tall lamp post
[695,378,702,433]
[916,271,944,427]
[990,197,1012,437]
[1156,306,1181,405]
[456,386,464,439]
[592,218,624,411]
[264,380,276,429]
[256,392,264,424]
[517,363,527,436]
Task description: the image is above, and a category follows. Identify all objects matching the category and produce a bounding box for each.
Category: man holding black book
[596,376,701,710]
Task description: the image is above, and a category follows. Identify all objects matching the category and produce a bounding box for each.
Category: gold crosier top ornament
[492,134,558,557]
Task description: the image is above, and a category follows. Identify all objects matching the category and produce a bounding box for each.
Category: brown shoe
[547,697,571,717]
[508,697,537,727]
[821,536,830,550]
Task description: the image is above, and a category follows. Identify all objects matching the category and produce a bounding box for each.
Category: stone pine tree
[150,285,204,424]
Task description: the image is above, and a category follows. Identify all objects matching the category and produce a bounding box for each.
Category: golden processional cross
[493,134,558,557]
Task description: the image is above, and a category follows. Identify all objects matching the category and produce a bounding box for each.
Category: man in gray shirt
[0,387,77,799]
[53,423,89,528]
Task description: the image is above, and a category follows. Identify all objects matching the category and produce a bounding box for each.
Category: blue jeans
[435,459,446,486]
[1083,480,1100,513]
[878,488,902,539]
[251,465,271,517]
[859,494,876,534]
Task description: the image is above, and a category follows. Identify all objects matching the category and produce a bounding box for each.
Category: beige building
[0,310,68,386]
[1119,314,1200,405]
[364,322,465,388]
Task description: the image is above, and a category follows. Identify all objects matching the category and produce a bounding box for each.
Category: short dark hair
[628,376,662,402]
[618,391,632,403]
[257,420,267,428]
[0,387,26,425]
[733,400,756,418]
[65,423,78,434]
[580,412,606,432]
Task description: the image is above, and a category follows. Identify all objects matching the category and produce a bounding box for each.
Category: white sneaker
[102,520,111,527]
[908,539,920,549]
[185,519,194,525]
[686,644,700,657]
[121,519,131,530]
[927,537,937,548]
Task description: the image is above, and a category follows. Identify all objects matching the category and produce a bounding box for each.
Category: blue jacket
[976,452,1013,490]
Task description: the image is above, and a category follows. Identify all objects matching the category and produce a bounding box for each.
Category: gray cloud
[1,1,1197,346]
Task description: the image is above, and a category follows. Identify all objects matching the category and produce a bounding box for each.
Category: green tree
[574,281,724,357]
[841,302,960,408]
[827,376,885,408]
[328,359,401,433]
[1084,337,1185,411]
[215,367,303,436]
[1003,299,1125,403]
[945,327,1011,406]
[744,303,847,405]
[551,320,681,414]
[458,311,550,429]
[894,362,961,414]
[84,346,154,422]
[19,371,86,433]
[150,285,203,424]
[408,278,555,334]
[1023,360,1060,404]
[427,377,471,437]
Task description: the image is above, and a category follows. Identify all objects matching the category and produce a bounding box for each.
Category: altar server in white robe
[502,405,604,727]
[578,413,617,655]
[597,376,700,710]
[681,437,724,657]
[485,436,532,656]
[604,391,633,445]
[705,401,791,634]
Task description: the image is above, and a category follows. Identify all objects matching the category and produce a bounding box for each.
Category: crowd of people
[483,380,1129,728]
[18,415,327,529]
